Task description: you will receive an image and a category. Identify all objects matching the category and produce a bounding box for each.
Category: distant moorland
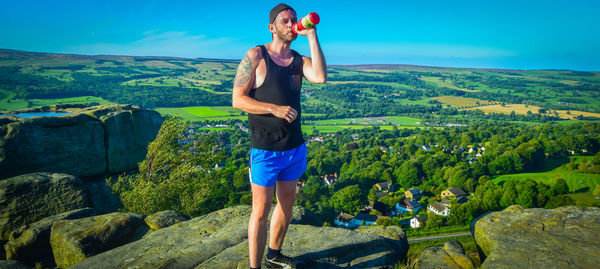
[1,48,599,133]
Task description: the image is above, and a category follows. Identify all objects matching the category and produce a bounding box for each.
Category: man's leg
[268,179,298,250]
[249,183,275,268]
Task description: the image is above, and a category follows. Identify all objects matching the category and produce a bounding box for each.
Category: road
[408,232,471,243]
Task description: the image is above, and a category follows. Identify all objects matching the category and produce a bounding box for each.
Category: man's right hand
[271,105,297,123]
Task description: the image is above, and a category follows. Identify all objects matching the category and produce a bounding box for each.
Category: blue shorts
[249,143,307,187]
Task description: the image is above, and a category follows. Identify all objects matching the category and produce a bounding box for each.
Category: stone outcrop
[84,180,122,214]
[415,241,474,269]
[0,104,163,179]
[0,260,30,269]
[50,212,147,269]
[354,225,407,241]
[4,208,95,267]
[472,205,600,268]
[71,205,408,269]
[0,173,92,241]
[144,210,189,230]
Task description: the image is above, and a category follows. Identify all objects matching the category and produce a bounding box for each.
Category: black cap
[269,3,295,23]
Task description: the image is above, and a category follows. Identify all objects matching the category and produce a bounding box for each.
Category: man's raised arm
[297,27,326,84]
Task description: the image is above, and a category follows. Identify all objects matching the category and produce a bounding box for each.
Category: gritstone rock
[4,208,95,268]
[0,104,163,179]
[415,240,475,269]
[72,205,408,269]
[0,172,92,241]
[50,212,146,268]
[472,205,600,268]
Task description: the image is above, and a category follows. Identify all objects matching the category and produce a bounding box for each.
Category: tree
[107,117,226,216]
[394,161,423,189]
[500,181,518,207]
[593,185,600,197]
[331,184,368,214]
[552,178,569,195]
[368,186,378,202]
[425,211,443,229]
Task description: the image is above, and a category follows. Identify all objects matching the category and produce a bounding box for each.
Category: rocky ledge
[0,104,163,179]
[72,205,409,269]
[472,205,600,268]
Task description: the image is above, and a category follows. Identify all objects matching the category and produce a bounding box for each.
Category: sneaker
[264,253,297,269]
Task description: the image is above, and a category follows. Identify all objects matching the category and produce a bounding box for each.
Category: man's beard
[275,25,297,43]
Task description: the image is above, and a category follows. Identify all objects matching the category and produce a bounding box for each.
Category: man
[231,3,326,269]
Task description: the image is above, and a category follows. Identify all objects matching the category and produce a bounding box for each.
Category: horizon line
[1,47,598,73]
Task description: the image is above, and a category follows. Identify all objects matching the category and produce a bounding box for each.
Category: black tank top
[248,45,305,151]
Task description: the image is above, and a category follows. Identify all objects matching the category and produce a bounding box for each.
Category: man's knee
[251,204,272,222]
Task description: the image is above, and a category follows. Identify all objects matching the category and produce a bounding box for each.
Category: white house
[410,216,428,228]
[428,201,450,216]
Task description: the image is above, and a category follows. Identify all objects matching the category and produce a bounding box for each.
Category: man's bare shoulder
[245,47,264,64]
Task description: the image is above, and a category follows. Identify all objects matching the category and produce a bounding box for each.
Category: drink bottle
[293,12,320,34]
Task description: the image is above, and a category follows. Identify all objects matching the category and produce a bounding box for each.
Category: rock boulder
[72,205,408,269]
[50,212,147,268]
[144,210,189,230]
[4,208,95,267]
[415,240,474,269]
[0,172,92,241]
[472,205,600,268]
[0,104,163,179]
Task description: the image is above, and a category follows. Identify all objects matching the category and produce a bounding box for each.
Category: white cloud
[61,30,246,59]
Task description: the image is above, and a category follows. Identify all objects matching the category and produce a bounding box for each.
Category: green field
[154,106,242,122]
[31,96,115,107]
[0,89,28,111]
[493,156,600,193]
[0,91,115,112]
[311,116,421,126]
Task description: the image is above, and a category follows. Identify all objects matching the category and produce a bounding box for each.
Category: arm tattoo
[234,54,253,88]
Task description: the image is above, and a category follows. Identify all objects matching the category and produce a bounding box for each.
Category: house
[405,188,423,201]
[428,201,450,216]
[441,199,452,208]
[311,136,324,143]
[456,196,469,204]
[416,144,431,151]
[354,213,377,226]
[410,215,428,228]
[375,182,392,193]
[322,173,338,186]
[334,213,356,228]
[334,213,377,229]
[214,163,226,169]
[376,192,389,200]
[441,187,467,199]
[395,200,422,214]
[369,201,388,215]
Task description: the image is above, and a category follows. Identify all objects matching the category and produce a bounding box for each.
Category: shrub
[107,117,226,216]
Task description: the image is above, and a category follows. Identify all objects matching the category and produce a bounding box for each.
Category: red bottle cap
[309,12,320,24]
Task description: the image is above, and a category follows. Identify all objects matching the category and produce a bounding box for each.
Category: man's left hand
[294,25,316,37]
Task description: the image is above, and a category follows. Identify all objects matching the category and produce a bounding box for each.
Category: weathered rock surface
[0,112,105,178]
[50,212,146,269]
[0,172,92,241]
[415,241,474,269]
[473,205,600,268]
[72,205,408,269]
[144,210,190,230]
[0,260,30,269]
[0,104,163,179]
[84,180,122,214]
[4,208,95,267]
[354,225,407,241]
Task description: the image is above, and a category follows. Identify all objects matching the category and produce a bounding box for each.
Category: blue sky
[1,0,599,70]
